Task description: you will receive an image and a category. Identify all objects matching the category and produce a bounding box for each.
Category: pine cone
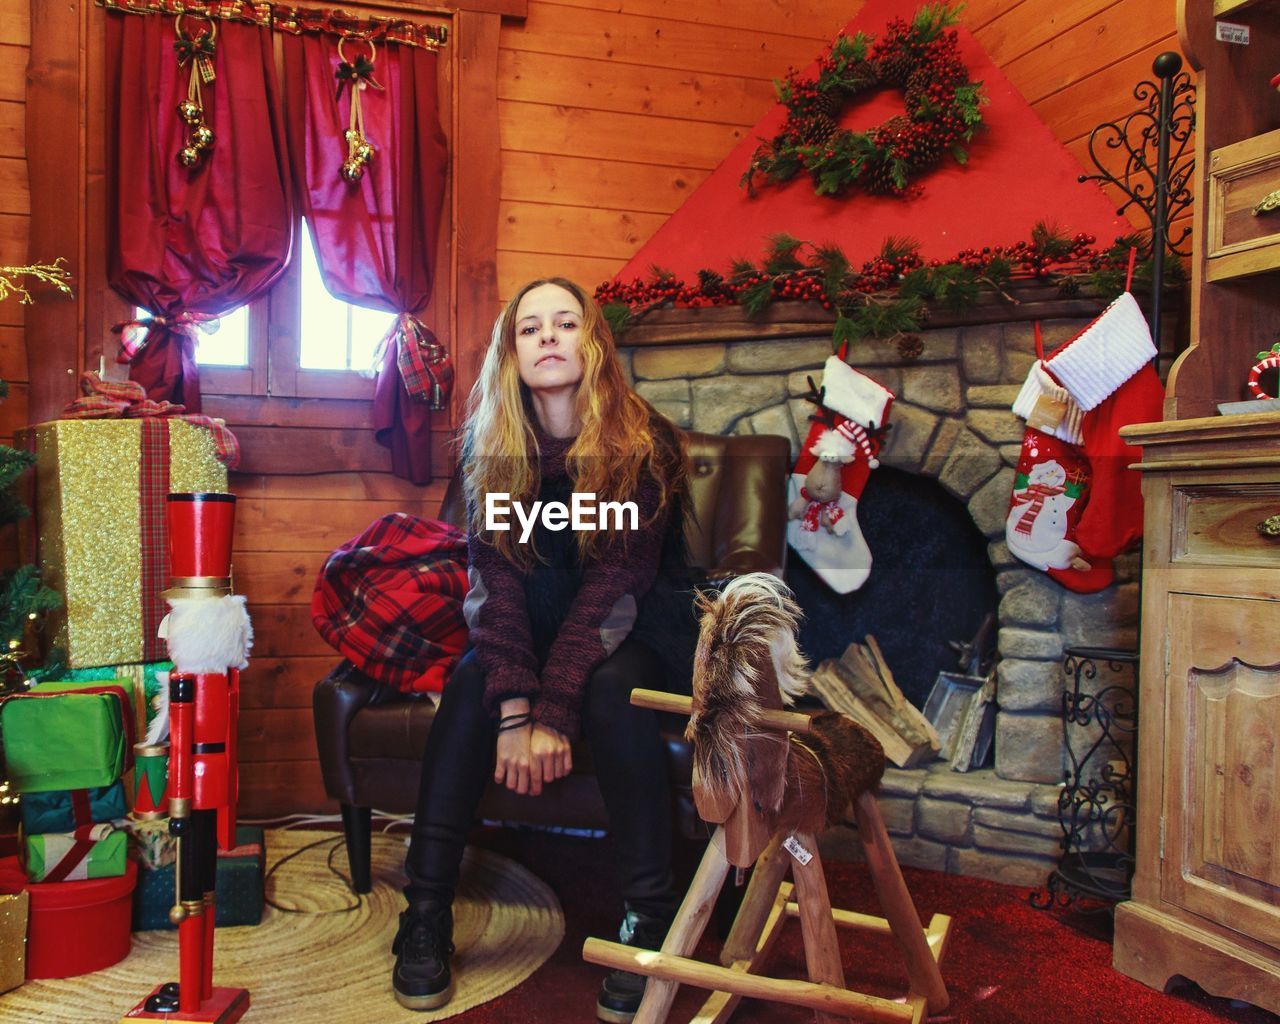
[861,155,903,195]
[904,67,933,111]
[805,113,839,145]
[873,115,912,148]
[897,334,924,362]
[812,90,841,119]
[875,50,915,87]
[845,59,877,90]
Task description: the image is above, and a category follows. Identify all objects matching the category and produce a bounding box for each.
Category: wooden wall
[0,0,1185,816]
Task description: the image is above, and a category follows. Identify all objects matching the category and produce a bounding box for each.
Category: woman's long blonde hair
[461,277,687,567]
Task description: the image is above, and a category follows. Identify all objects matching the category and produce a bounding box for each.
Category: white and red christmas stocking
[1040,291,1164,561]
[787,356,893,594]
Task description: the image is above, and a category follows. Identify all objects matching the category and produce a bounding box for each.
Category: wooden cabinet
[1112,0,1280,1010]
[1114,417,1280,1011]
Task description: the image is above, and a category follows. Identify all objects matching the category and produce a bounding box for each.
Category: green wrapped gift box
[24,823,128,883]
[21,782,129,835]
[132,826,265,931]
[0,678,137,793]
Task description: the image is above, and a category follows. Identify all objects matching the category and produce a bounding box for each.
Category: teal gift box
[0,678,137,793]
[21,782,128,835]
[132,826,265,931]
[23,824,128,883]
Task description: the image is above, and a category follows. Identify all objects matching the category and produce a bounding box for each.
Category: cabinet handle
[1254,189,1280,216]
[1258,514,1280,539]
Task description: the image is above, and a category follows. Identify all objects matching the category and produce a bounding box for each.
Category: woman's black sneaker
[392,904,456,1011]
[596,908,671,1023]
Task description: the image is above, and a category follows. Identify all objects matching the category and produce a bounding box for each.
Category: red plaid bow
[62,371,240,469]
[375,314,453,411]
[113,311,221,364]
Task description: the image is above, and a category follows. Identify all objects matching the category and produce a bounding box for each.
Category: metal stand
[1031,646,1138,912]
[1076,52,1196,354]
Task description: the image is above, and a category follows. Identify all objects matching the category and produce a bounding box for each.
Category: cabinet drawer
[1172,483,1280,567]
[1207,129,1280,281]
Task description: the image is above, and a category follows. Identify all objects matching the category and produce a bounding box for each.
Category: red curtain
[282,32,450,484]
[104,13,293,413]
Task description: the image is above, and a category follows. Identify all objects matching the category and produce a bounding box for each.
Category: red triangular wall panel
[615,0,1131,282]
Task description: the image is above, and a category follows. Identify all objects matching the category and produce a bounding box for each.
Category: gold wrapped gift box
[0,891,28,994]
[19,419,227,669]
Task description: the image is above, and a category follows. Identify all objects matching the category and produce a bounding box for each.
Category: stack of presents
[0,404,262,992]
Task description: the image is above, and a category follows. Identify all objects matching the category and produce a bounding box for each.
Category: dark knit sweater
[465,429,675,741]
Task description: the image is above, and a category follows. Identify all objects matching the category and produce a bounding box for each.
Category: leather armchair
[312,431,790,892]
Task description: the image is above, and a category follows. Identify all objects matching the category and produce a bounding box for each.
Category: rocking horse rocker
[583,574,952,1024]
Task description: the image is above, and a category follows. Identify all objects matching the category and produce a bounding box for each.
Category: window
[297,220,395,374]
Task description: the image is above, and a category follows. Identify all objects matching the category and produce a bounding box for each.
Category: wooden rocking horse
[582,574,952,1024]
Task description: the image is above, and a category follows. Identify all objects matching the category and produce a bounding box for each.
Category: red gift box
[0,854,136,978]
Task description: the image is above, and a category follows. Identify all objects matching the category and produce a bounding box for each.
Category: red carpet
[451,827,1279,1024]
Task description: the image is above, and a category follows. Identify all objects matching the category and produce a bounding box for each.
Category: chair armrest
[312,662,384,805]
[707,434,791,578]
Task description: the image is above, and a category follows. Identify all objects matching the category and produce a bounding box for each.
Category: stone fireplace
[617,289,1160,885]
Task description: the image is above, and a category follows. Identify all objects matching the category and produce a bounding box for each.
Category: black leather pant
[403,638,684,920]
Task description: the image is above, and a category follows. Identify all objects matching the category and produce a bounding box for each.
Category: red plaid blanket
[311,513,469,694]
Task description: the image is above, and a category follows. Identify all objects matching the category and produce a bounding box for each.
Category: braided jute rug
[0,829,564,1023]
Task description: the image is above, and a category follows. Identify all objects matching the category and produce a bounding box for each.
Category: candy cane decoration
[1248,354,1280,401]
[835,418,880,468]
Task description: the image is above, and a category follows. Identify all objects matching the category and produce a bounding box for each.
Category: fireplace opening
[786,467,998,710]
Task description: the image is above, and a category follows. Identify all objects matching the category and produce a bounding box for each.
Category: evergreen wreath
[742,3,986,198]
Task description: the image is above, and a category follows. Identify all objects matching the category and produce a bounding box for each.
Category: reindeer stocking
[787,356,893,594]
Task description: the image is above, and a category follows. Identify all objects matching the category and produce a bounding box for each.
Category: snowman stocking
[1040,291,1164,560]
[787,356,893,594]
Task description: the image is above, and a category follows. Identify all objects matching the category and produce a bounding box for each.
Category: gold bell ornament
[334,36,383,185]
[174,15,217,170]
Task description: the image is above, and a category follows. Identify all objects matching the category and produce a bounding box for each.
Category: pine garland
[595,223,1180,358]
[742,3,986,199]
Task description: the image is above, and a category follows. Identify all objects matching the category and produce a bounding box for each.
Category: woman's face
[513,283,585,394]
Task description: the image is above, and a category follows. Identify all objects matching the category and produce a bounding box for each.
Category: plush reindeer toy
[687,574,885,866]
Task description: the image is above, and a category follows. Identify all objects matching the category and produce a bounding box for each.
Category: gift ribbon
[40,824,114,884]
[1014,482,1066,536]
[63,371,239,469]
[372,314,453,411]
[112,312,221,364]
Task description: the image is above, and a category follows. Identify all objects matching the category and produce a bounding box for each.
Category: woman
[393,278,693,1023]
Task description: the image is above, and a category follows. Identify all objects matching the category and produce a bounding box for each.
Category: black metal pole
[1150,51,1182,354]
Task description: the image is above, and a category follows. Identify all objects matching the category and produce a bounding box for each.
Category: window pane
[299,219,395,372]
[133,306,248,367]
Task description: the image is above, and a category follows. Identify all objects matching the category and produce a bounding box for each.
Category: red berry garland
[742,3,986,199]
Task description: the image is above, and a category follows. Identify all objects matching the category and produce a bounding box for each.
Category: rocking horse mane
[686,573,810,813]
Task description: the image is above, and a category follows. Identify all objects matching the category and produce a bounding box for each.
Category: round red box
[0,855,137,978]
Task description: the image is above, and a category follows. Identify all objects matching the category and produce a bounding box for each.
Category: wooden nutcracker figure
[123,493,252,1024]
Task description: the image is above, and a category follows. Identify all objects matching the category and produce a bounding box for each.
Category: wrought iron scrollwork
[1077,51,1196,352]
[1030,646,1138,912]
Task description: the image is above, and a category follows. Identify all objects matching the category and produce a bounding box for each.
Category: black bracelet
[497,712,532,733]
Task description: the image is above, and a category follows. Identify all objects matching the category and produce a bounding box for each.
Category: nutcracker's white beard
[160,595,254,673]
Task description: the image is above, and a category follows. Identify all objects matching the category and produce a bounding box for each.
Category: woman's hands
[494,698,573,796]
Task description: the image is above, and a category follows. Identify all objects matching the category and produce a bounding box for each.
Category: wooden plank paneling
[240,657,338,710]
[0,381,27,437]
[1036,33,1183,146]
[240,707,322,763]
[236,497,444,552]
[0,156,28,215]
[1000,1,1175,105]
[501,152,709,215]
[0,44,26,103]
[497,250,623,299]
[499,49,774,125]
[499,200,666,260]
[0,210,26,263]
[973,0,1122,66]
[0,6,28,46]
[500,101,746,169]
[0,326,27,381]
[237,761,334,818]
[231,471,448,504]
[0,101,23,159]
[233,550,327,605]
[501,2,829,80]
[245,605,333,657]
[535,0,852,41]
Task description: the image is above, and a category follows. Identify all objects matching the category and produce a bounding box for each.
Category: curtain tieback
[112,311,221,364]
[373,313,453,411]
